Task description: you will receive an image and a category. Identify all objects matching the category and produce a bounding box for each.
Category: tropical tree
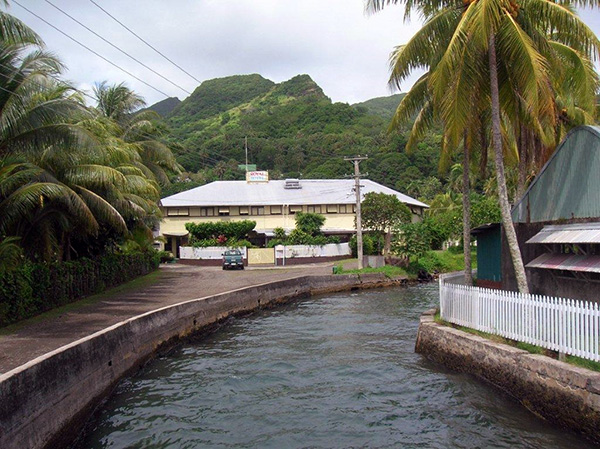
[93,81,180,187]
[368,0,600,293]
[362,192,412,255]
[0,9,174,261]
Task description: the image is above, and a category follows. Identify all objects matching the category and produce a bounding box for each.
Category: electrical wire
[13,0,171,99]
[44,0,191,96]
[9,57,98,103]
[89,0,202,85]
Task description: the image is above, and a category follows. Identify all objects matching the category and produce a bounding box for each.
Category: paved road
[0,263,342,374]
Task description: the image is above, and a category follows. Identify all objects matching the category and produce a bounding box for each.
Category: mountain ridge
[148,74,442,200]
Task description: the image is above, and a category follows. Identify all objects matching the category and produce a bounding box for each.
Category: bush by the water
[0,252,159,326]
[409,249,475,274]
[349,234,384,257]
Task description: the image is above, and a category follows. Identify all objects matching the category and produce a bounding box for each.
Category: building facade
[159,178,428,255]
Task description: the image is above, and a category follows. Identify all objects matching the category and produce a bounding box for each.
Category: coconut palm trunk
[489,33,529,294]
[462,132,473,285]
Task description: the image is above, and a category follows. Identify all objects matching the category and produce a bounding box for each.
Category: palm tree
[93,81,180,187]
[381,19,481,285]
[369,0,600,293]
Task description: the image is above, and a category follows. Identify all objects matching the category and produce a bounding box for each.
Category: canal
[74,284,596,448]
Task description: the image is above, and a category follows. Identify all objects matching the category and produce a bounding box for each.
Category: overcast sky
[8,1,600,107]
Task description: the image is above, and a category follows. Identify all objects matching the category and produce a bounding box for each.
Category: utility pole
[345,155,368,269]
[245,136,248,174]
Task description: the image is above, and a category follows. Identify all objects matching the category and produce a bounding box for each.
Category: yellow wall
[247,248,276,265]
[160,204,424,236]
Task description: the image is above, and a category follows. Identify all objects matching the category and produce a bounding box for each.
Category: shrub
[295,212,326,236]
[185,220,256,241]
[273,227,287,240]
[392,222,432,261]
[349,234,381,257]
[287,229,314,245]
[158,251,175,263]
[0,252,159,327]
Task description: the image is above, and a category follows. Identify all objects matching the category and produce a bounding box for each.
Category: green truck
[222,249,245,270]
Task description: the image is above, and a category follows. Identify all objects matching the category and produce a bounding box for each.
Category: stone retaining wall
[0,273,399,449]
[416,309,600,444]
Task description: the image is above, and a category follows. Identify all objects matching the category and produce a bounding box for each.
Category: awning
[526,223,600,244]
[162,231,189,237]
[471,223,500,235]
[526,253,600,274]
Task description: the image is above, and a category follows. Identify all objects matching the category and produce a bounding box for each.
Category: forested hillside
[145,97,180,117]
[353,93,405,120]
[156,74,445,199]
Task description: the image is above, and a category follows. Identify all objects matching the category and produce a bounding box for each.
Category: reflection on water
[75,284,596,449]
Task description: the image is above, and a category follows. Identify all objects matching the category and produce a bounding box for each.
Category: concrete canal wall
[416,309,600,444]
[0,273,399,449]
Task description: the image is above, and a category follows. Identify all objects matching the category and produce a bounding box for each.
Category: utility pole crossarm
[345,155,368,270]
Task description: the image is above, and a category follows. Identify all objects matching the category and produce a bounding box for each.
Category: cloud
[8,1,600,107]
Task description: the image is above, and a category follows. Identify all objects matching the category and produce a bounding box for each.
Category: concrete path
[0,262,345,374]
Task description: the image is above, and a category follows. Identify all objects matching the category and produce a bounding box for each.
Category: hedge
[185,220,256,240]
[0,252,159,327]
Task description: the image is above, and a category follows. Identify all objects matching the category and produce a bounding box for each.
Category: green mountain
[353,93,406,120]
[169,74,275,123]
[145,96,180,117]
[156,74,443,199]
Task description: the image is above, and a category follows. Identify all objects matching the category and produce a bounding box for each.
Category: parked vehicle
[222,249,244,270]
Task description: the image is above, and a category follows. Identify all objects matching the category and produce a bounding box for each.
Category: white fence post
[438,275,600,363]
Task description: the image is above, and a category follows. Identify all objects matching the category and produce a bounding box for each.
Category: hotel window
[289,205,303,214]
[307,205,321,213]
[167,208,189,216]
[270,205,282,215]
[239,206,249,215]
[200,207,214,217]
[251,206,265,216]
[218,207,230,216]
[326,204,338,214]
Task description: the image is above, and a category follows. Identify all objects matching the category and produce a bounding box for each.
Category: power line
[89,0,202,85]
[13,0,171,99]
[9,57,98,103]
[43,0,191,96]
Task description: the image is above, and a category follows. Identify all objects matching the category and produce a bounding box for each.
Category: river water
[74,284,597,449]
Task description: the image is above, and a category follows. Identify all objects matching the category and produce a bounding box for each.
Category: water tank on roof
[284,179,302,189]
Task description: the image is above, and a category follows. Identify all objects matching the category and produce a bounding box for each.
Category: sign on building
[246,171,269,182]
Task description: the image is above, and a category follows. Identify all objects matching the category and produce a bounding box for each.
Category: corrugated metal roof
[160,179,429,208]
[513,126,600,223]
[526,253,600,274]
[527,223,600,244]
[471,223,500,235]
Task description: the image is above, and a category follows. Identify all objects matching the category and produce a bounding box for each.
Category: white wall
[180,243,350,260]
[274,243,350,259]
[179,246,248,260]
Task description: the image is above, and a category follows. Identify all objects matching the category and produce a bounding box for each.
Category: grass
[433,311,600,373]
[413,249,477,274]
[565,355,600,372]
[333,248,477,279]
[338,265,410,278]
[0,269,164,336]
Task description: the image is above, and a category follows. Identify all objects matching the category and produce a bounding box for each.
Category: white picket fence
[439,274,600,362]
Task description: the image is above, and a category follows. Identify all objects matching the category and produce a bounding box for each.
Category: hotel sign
[246,171,269,182]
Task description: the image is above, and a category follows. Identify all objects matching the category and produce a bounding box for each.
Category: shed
[502,126,600,301]
[512,126,600,224]
[471,223,501,289]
